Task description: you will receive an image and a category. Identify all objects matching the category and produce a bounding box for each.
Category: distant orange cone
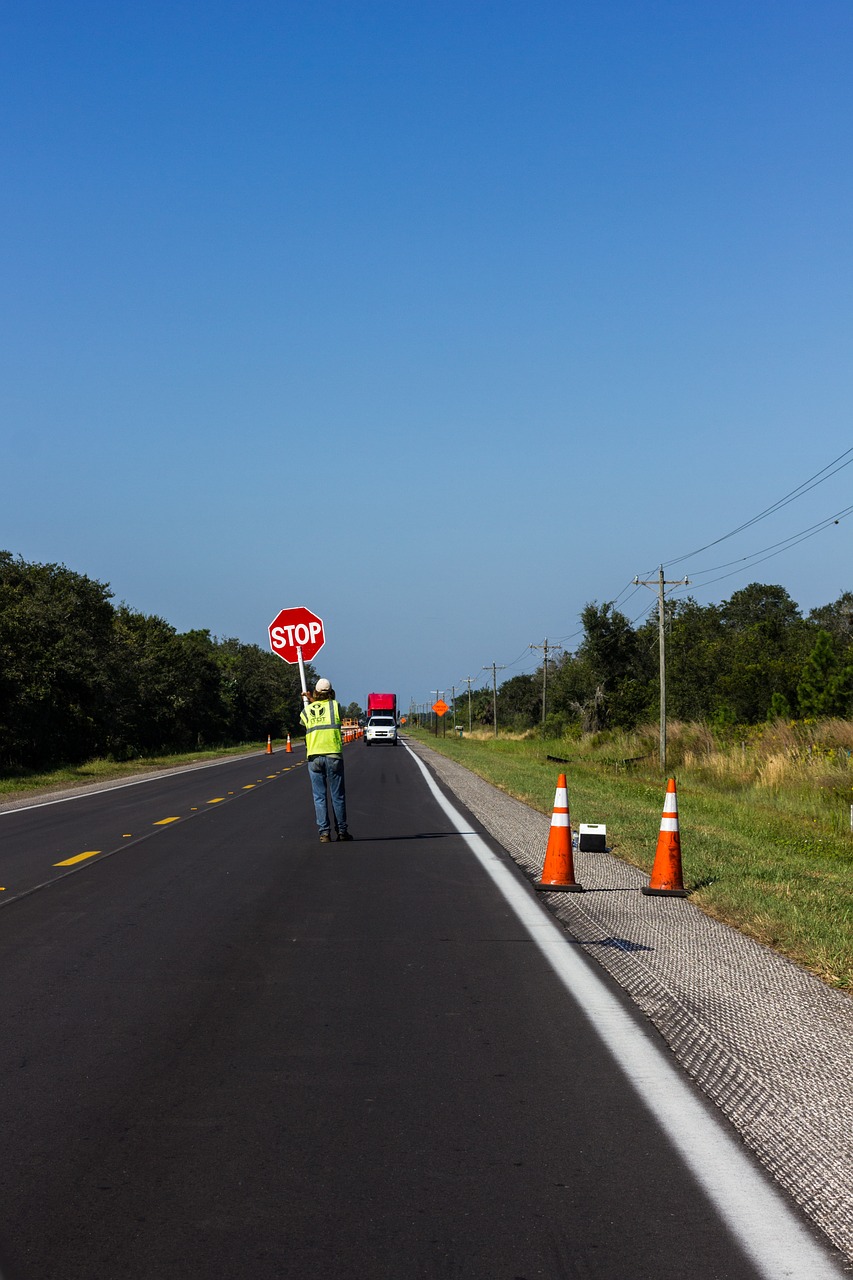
[266,734,273,755]
[642,778,687,897]
[536,774,583,893]
[285,733,293,753]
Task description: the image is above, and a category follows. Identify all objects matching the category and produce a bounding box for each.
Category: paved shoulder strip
[405,740,849,1278]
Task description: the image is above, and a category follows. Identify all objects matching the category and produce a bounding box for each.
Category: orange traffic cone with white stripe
[266,734,273,754]
[642,778,687,897]
[536,774,583,893]
[286,733,292,753]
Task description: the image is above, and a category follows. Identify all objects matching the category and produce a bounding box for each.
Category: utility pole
[633,566,690,772]
[451,685,456,732]
[483,663,506,738]
[460,676,476,732]
[529,638,563,736]
[430,690,443,738]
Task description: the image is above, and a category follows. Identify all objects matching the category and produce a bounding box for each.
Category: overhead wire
[661,445,853,570]
[452,447,852,692]
[673,503,853,586]
[669,510,852,595]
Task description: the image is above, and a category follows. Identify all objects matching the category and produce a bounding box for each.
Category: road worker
[300,678,352,843]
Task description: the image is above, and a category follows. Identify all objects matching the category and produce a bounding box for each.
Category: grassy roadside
[0,741,280,802]
[407,727,853,991]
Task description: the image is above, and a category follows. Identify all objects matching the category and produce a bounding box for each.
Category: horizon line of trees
[5,552,853,772]
[448,582,853,736]
[0,552,315,772]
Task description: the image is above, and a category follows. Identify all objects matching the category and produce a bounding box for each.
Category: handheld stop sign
[269,606,326,695]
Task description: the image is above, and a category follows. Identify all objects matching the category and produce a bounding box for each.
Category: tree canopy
[0,552,309,771]
[449,582,853,736]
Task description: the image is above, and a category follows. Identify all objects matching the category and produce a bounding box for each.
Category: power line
[442,451,853,714]
[661,445,853,570]
[679,504,853,578]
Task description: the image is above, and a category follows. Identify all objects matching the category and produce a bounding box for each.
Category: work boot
[319,832,331,843]
[338,831,353,842]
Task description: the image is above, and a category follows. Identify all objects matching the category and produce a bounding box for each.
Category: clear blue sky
[3,1,852,710]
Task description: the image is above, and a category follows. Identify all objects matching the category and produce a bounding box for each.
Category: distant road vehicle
[367,692,397,719]
[365,714,398,745]
[364,693,398,745]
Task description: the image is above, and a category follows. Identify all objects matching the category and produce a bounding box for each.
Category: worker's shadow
[351,831,470,842]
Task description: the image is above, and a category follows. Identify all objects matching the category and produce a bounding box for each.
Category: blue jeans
[307,754,347,835]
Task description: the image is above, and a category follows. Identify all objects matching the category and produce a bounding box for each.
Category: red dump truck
[365,693,398,745]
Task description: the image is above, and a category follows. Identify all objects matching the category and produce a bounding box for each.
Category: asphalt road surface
[0,741,844,1279]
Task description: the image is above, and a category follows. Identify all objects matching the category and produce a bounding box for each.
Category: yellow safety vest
[300,698,343,756]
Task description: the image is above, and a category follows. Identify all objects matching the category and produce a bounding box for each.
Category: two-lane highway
[0,740,844,1278]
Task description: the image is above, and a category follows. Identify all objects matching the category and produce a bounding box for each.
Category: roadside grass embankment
[407,721,853,991]
[0,741,280,803]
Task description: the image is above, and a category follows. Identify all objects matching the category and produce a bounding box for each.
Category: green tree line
[0,552,310,771]
[458,582,853,734]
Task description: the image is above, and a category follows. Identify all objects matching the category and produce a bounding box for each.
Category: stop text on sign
[271,620,322,648]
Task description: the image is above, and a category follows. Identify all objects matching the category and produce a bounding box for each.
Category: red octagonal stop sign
[268,606,326,664]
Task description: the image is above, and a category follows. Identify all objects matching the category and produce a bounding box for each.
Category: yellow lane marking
[54,851,101,866]
[123,834,132,838]
[207,798,225,804]
[266,775,277,779]
[154,817,181,825]
[243,785,256,790]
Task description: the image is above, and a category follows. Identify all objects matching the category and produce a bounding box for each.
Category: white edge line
[0,750,284,818]
[404,743,846,1280]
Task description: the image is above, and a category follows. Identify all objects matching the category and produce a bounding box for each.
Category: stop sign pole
[268,606,326,697]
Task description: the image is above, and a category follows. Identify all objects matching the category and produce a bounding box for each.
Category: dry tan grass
[574,718,853,796]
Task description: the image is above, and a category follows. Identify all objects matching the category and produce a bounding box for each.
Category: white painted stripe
[404,744,845,1280]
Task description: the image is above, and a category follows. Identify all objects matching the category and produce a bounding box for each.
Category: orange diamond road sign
[432,700,449,716]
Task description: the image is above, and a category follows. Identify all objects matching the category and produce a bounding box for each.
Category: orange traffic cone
[266,734,273,755]
[285,733,292,753]
[536,774,583,893]
[642,778,687,897]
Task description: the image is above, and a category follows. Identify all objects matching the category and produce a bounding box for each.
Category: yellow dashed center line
[55,851,101,867]
[34,776,279,886]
